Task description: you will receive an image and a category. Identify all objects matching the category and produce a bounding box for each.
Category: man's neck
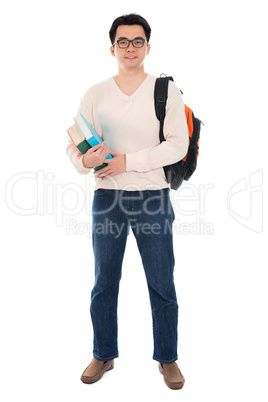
[113,68,148,96]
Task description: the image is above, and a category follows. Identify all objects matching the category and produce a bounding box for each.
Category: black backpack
[154,75,202,190]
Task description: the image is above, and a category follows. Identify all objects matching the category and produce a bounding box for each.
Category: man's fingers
[109,150,119,157]
[90,141,107,152]
[94,166,108,175]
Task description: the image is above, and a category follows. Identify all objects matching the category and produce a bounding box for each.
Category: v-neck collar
[110,74,151,101]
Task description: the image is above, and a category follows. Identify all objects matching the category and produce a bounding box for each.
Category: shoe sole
[158,363,185,390]
[81,361,114,384]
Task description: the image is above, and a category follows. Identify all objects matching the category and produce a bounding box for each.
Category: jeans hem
[93,352,119,362]
[153,355,178,364]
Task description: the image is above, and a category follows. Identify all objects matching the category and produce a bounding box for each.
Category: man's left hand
[94,150,126,179]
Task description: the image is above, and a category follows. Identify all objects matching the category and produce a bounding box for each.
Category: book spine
[94,162,108,171]
[76,140,91,154]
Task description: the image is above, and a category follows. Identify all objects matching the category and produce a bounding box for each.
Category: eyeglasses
[113,37,148,49]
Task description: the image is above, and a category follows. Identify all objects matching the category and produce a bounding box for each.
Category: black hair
[109,13,151,44]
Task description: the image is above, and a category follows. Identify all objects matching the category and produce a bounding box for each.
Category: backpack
[154,75,202,190]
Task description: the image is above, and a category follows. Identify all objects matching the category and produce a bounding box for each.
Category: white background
[1,0,267,400]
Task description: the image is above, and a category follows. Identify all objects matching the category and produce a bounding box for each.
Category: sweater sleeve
[66,140,92,175]
[125,86,188,172]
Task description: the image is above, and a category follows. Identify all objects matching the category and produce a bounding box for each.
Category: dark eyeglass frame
[112,37,148,49]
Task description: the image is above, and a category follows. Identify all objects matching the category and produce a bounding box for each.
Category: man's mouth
[125,55,137,59]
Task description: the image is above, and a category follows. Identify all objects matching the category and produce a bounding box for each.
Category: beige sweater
[66,74,188,191]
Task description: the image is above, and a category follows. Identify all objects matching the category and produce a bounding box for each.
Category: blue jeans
[90,188,178,364]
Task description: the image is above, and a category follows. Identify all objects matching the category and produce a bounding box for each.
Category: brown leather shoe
[159,362,185,390]
[80,358,114,384]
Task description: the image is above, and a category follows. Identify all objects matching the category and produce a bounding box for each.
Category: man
[66,13,188,390]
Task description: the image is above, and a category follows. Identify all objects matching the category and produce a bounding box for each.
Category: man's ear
[146,44,151,56]
[110,46,115,57]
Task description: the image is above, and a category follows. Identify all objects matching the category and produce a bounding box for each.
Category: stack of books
[67,113,112,171]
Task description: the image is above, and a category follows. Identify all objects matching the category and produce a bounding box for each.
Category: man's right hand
[82,142,110,169]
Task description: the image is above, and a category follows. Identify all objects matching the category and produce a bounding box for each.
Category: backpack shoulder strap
[154,75,174,142]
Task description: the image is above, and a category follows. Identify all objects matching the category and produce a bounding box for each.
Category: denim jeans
[90,188,178,364]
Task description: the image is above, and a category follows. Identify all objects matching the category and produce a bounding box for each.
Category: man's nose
[127,41,135,50]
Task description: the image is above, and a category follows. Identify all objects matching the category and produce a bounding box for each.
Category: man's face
[110,25,150,71]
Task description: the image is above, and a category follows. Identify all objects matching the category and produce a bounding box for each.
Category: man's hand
[94,150,126,179]
[82,142,110,169]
